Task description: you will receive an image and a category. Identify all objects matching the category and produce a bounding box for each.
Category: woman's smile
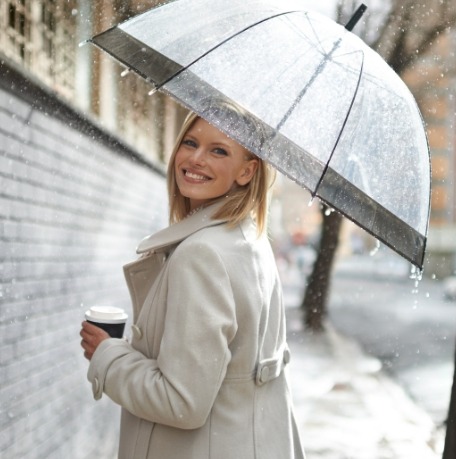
[183,168,212,182]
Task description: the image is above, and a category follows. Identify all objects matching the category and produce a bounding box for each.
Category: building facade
[1,0,187,161]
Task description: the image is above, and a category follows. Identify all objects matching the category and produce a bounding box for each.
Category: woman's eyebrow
[211,141,231,148]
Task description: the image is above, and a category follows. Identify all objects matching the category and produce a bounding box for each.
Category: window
[2,0,32,65]
[117,72,165,160]
[1,0,78,100]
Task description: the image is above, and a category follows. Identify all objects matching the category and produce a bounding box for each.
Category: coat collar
[136,201,228,254]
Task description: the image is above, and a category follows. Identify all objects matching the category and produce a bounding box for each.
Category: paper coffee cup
[85,305,128,338]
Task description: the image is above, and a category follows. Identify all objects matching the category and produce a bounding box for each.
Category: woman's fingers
[80,321,109,360]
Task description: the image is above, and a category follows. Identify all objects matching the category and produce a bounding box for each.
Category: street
[329,254,456,426]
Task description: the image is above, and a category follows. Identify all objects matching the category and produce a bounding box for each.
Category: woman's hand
[80,321,110,361]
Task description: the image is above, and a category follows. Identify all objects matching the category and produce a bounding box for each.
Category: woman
[80,104,305,459]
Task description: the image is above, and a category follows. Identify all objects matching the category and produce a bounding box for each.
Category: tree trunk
[443,342,456,458]
[301,205,343,331]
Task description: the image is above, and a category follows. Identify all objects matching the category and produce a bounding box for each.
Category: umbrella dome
[90,0,431,268]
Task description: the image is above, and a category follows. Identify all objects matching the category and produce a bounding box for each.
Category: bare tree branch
[372,0,456,73]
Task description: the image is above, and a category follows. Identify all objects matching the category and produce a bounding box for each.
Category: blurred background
[1,1,456,458]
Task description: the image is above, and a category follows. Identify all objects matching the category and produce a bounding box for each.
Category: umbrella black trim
[316,168,426,269]
[90,27,184,86]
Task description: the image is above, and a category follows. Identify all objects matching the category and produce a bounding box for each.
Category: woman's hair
[167,100,275,235]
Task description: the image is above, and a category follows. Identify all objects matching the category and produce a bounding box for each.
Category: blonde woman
[81,103,305,459]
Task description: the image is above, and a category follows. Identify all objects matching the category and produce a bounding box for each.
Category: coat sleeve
[87,240,238,429]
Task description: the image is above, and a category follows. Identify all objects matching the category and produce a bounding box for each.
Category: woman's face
[174,118,258,211]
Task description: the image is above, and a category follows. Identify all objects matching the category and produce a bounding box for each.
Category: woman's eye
[213,148,228,156]
[182,139,197,148]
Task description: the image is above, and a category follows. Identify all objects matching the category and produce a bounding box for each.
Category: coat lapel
[136,202,227,254]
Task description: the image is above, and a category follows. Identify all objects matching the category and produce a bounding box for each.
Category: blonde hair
[167,104,275,235]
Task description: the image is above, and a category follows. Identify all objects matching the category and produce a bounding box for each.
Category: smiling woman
[80,101,305,459]
[167,103,274,235]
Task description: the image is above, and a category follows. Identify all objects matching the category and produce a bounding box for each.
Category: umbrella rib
[280,12,327,56]
[151,10,302,91]
[313,50,365,198]
[300,13,329,56]
[275,36,345,132]
[275,14,374,134]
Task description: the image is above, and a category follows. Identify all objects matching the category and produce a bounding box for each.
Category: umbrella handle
[345,4,368,31]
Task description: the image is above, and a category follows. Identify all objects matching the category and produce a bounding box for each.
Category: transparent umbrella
[90,0,431,269]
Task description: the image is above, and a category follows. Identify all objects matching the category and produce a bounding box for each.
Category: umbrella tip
[345,4,368,31]
[78,38,90,48]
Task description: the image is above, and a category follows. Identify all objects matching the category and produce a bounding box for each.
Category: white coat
[87,203,305,459]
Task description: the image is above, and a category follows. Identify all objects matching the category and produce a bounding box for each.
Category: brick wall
[0,62,168,459]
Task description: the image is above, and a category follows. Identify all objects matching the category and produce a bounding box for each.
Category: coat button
[283,348,291,364]
[260,366,270,383]
[93,377,100,393]
[92,377,103,400]
[131,324,143,340]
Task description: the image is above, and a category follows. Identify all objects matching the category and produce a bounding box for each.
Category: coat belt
[255,346,291,386]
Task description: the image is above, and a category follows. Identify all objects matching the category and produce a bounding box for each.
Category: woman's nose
[189,148,207,165]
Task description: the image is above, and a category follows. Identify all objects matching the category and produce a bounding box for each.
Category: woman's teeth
[186,171,208,180]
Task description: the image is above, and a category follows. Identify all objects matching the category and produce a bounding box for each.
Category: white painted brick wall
[0,68,168,458]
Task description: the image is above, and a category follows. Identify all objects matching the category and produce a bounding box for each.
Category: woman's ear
[236,159,259,186]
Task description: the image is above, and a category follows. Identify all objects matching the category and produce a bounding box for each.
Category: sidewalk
[286,305,443,459]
